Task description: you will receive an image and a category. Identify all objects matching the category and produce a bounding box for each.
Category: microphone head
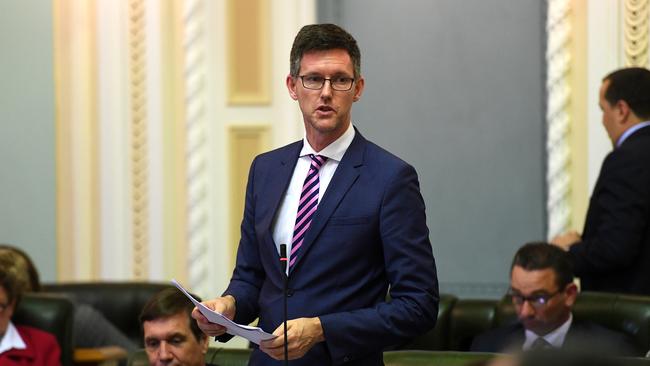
[280,244,287,258]
[280,244,288,272]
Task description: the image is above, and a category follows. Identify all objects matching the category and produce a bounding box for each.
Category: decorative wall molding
[182,0,211,296]
[227,0,271,105]
[228,125,271,268]
[129,0,149,279]
[546,0,572,239]
[624,0,650,66]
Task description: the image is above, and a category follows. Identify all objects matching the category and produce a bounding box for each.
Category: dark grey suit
[470,319,640,356]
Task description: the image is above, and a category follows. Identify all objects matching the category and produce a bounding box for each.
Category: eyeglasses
[508,289,562,309]
[298,75,355,91]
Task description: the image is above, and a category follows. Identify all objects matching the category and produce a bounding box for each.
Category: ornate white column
[546,0,572,239]
[129,0,150,279]
[182,0,210,296]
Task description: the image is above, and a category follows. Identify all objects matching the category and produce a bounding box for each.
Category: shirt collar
[524,313,573,349]
[0,322,27,354]
[299,122,355,162]
[616,121,650,148]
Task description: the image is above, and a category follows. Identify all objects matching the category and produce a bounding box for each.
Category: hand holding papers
[171,279,276,345]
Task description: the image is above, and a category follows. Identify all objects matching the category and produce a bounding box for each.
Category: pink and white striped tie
[289,154,327,269]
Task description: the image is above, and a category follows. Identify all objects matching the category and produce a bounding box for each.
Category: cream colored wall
[53,0,314,313]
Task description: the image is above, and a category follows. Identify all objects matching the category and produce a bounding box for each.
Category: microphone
[279,244,289,365]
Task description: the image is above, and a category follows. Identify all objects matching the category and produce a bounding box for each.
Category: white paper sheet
[171,279,276,345]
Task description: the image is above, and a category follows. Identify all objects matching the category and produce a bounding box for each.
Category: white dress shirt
[272,123,355,275]
[0,321,27,354]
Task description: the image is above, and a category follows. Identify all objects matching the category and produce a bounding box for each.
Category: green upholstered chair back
[13,293,75,366]
[43,281,173,346]
[402,294,458,350]
[127,347,252,366]
[447,299,499,351]
[384,350,497,366]
[572,292,650,352]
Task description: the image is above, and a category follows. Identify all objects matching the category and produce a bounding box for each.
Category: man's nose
[320,79,333,98]
[159,342,173,360]
[519,300,536,317]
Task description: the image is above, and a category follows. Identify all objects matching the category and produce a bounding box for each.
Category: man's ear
[564,282,578,307]
[200,335,209,354]
[615,99,631,124]
[286,74,298,100]
[353,76,365,102]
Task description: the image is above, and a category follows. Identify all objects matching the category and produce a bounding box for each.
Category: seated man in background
[0,249,61,365]
[140,288,214,366]
[0,244,137,352]
[471,242,638,355]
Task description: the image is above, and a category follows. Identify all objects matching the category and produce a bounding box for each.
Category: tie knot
[530,337,552,350]
[309,154,327,170]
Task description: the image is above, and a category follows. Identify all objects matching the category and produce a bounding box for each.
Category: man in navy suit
[471,243,636,355]
[192,24,439,365]
[551,67,650,295]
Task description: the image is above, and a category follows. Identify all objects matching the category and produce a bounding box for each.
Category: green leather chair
[127,347,252,366]
[13,293,75,366]
[401,294,458,350]
[384,350,497,366]
[448,299,499,351]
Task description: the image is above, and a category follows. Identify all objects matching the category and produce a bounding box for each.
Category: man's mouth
[316,105,335,113]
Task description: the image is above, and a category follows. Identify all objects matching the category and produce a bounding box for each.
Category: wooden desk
[74,346,128,366]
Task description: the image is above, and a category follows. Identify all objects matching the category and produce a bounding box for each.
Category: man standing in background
[552,67,650,295]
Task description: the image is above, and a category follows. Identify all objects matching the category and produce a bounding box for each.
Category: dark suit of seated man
[471,242,637,356]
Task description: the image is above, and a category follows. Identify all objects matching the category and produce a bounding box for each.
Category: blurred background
[0,0,641,302]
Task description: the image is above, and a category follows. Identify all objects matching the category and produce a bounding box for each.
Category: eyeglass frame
[507,288,563,309]
[297,74,356,91]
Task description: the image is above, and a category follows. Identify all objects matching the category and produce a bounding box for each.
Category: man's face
[510,265,576,336]
[0,286,15,336]
[286,49,364,146]
[599,79,622,145]
[143,312,208,366]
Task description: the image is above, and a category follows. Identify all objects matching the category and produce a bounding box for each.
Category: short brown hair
[139,288,205,342]
[0,249,33,306]
[289,23,361,78]
[511,242,574,289]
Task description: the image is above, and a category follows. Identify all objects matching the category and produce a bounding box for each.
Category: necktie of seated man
[289,154,327,269]
[530,337,553,350]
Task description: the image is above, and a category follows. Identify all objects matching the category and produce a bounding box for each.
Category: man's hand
[550,231,581,251]
[259,317,324,360]
[191,295,236,337]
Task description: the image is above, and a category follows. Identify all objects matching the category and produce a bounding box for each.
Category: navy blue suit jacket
[222,129,439,365]
[569,125,650,294]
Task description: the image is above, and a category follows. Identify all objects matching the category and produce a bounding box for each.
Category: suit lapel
[289,131,366,273]
[259,141,302,275]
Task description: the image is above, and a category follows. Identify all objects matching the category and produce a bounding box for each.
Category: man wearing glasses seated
[471,242,635,355]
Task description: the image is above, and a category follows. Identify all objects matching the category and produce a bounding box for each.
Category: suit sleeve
[221,157,265,329]
[569,149,650,274]
[319,163,439,363]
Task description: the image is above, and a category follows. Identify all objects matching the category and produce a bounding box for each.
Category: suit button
[286,289,294,297]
